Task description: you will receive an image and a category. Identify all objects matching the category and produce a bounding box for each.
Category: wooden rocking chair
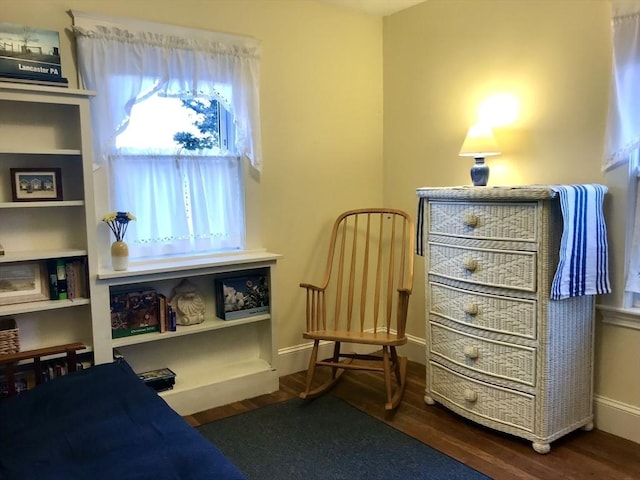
[299,208,414,410]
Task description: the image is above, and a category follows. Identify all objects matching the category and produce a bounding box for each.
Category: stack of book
[46,257,89,301]
[0,22,68,88]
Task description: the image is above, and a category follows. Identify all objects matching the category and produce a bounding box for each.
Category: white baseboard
[277,337,639,445]
[594,395,640,444]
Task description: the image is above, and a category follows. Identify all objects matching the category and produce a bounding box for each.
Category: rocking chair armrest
[397,287,412,296]
[300,282,325,292]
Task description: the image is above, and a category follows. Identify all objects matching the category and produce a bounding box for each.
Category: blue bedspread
[0,361,246,480]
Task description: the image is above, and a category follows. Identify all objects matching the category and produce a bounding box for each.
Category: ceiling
[317,0,427,17]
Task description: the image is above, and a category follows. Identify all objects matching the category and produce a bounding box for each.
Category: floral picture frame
[10,167,63,202]
[0,261,50,306]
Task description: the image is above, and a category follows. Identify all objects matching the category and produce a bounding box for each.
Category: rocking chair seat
[303,330,407,346]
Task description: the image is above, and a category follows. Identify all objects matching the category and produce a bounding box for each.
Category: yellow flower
[102,211,136,242]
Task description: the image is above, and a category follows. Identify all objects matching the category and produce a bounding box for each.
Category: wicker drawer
[429,282,536,339]
[429,201,538,241]
[429,362,535,432]
[428,243,537,292]
[429,322,536,386]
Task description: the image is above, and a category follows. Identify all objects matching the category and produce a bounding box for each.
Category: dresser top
[416,185,565,201]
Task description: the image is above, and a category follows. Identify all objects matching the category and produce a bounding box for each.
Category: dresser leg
[532,442,551,454]
[581,422,594,431]
[424,393,435,405]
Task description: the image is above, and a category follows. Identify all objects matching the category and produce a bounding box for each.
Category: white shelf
[0,148,82,156]
[2,82,280,417]
[112,313,270,348]
[0,249,87,263]
[0,298,90,316]
[0,82,95,97]
[164,358,273,394]
[0,201,84,209]
[97,250,282,281]
[0,83,97,366]
[159,359,278,415]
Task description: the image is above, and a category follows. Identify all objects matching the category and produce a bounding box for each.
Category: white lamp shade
[459,124,501,157]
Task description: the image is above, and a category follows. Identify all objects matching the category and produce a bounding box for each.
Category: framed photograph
[0,261,50,306]
[214,269,270,321]
[10,168,63,202]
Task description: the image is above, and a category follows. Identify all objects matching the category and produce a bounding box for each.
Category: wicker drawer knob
[463,389,478,402]
[463,258,478,272]
[463,214,479,228]
[463,303,478,316]
[463,345,479,359]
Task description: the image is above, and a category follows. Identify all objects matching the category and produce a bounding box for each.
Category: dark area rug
[197,395,491,480]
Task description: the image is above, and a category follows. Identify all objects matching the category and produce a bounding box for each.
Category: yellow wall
[384,0,640,420]
[0,0,384,351]
[3,0,638,428]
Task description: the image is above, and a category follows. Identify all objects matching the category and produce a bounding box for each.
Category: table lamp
[459,124,501,186]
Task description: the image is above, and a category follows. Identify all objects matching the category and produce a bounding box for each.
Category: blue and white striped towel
[550,184,611,300]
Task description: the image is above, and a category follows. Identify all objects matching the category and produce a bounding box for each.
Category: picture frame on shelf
[214,269,270,321]
[10,167,63,202]
[0,261,50,306]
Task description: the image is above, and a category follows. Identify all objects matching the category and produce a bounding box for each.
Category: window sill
[597,304,640,330]
[96,249,281,281]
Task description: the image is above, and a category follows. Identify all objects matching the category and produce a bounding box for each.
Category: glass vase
[111,240,129,271]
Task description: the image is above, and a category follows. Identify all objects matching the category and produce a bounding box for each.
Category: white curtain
[605,6,640,293]
[108,154,244,258]
[72,12,260,258]
[72,13,263,171]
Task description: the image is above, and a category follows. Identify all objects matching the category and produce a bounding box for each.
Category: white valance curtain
[71,12,257,258]
[72,11,263,171]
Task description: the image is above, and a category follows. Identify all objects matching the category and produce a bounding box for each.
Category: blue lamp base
[470,157,489,186]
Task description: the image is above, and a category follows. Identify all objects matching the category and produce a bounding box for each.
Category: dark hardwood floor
[185,361,640,480]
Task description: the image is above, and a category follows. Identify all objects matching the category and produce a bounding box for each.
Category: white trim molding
[594,395,640,444]
[598,304,640,330]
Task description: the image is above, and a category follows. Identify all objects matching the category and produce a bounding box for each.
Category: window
[111,93,243,259]
[605,10,640,310]
[72,12,262,262]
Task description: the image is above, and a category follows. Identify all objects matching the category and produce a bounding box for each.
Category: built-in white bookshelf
[93,251,281,415]
[0,83,97,354]
[0,83,280,416]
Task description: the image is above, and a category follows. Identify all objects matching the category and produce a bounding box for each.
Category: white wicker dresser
[417,185,597,454]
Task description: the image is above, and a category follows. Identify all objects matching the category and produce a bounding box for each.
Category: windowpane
[110,93,244,259]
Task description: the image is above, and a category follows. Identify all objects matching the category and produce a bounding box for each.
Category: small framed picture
[214,269,270,321]
[10,168,63,202]
[0,261,50,306]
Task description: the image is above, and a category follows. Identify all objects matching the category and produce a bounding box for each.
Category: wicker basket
[0,318,19,355]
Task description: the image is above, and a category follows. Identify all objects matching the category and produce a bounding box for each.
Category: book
[110,287,160,338]
[158,293,167,333]
[65,260,76,300]
[168,305,177,332]
[46,259,59,300]
[55,259,67,300]
[137,367,176,392]
[214,269,270,320]
[0,74,69,88]
[65,258,89,300]
[0,23,65,82]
